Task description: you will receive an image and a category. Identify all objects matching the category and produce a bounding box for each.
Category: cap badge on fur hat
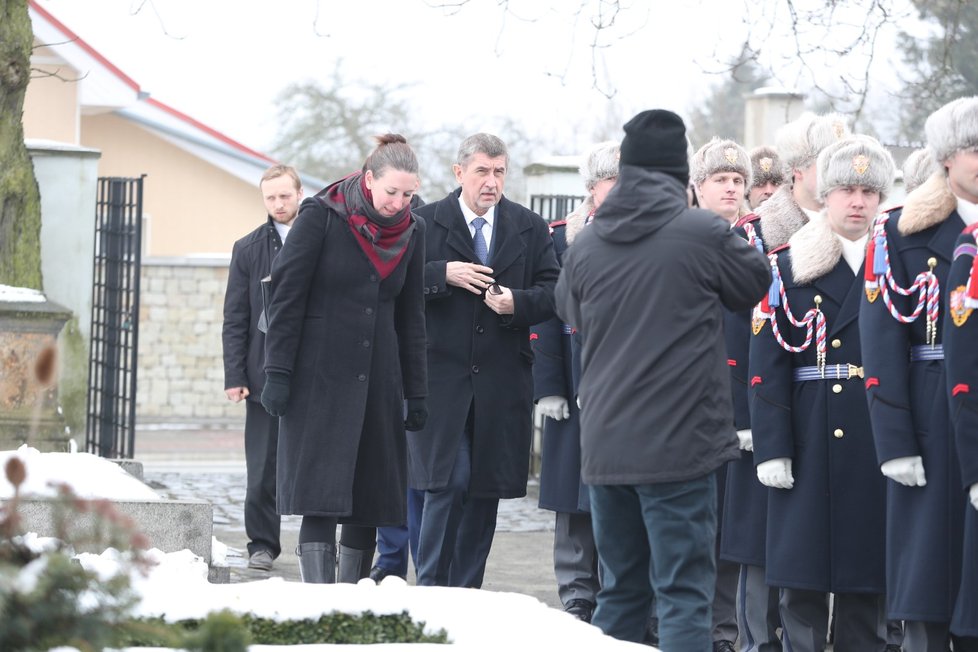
[724,147,738,164]
[833,120,846,139]
[759,157,773,172]
[853,154,870,175]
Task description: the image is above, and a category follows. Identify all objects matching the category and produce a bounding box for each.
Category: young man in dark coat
[531,140,619,624]
[221,164,301,572]
[945,222,978,651]
[410,133,559,588]
[751,136,895,652]
[555,109,770,650]
[860,96,978,652]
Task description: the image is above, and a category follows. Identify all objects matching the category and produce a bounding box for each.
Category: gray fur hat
[775,112,851,171]
[749,146,786,188]
[924,96,978,165]
[691,138,752,188]
[579,140,621,190]
[816,135,896,202]
[902,147,940,194]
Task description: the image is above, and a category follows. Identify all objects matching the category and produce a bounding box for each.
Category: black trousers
[245,400,281,557]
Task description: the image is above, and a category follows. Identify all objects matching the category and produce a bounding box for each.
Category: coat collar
[756,184,810,251]
[564,198,592,246]
[898,172,957,236]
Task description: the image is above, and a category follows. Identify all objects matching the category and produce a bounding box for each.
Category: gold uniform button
[833,428,844,438]
[831,339,842,349]
[832,384,843,394]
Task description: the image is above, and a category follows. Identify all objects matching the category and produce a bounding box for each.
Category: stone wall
[137,258,243,424]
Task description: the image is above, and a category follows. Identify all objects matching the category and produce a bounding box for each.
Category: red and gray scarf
[319,172,416,280]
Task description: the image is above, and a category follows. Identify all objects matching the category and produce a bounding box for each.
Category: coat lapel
[824,261,863,337]
[928,210,965,264]
[486,198,527,275]
[435,198,479,262]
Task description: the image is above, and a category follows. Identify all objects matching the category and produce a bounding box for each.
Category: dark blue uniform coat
[721,215,770,567]
[859,183,966,621]
[409,190,559,498]
[532,220,589,514]
[944,225,978,637]
[751,222,886,593]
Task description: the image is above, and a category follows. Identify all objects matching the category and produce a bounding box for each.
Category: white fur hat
[925,96,978,165]
[902,148,940,194]
[817,135,896,202]
[775,112,851,171]
[579,140,621,190]
[691,138,752,188]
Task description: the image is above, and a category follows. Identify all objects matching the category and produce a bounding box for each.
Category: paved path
[136,424,561,609]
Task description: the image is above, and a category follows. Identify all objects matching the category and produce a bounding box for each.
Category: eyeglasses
[487,282,502,295]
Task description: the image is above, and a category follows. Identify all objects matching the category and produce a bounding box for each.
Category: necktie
[471,217,489,264]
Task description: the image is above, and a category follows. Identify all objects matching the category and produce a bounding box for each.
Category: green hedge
[116,609,450,649]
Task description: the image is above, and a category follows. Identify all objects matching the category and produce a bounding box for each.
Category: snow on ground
[3,447,652,650]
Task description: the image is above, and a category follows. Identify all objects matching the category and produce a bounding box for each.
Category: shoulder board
[769,243,790,255]
[734,212,759,228]
[883,204,903,214]
[964,222,978,236]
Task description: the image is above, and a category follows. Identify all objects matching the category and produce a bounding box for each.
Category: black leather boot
[296,542,336,583]
[337,544,375,583]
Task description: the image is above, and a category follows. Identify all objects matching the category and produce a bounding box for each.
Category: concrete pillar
[743,89,806,150]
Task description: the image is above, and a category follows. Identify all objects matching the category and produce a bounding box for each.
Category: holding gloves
[880,455,927,487]
[757,457,794,489]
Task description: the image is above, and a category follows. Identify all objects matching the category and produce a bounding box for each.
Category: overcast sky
[35,0,913,160]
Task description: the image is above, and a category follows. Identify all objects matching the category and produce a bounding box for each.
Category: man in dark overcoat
[555,110,770,650]
[410,133,559,588]
[751,136,895,652]
[859,96,978,651]
[222,164,301,572]
[945,222,978,650]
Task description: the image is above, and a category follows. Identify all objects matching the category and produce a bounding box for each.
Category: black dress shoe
[368,565,405,583]
[564,598,596,623]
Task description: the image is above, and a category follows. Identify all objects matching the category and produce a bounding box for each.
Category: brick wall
[137,258,243,424]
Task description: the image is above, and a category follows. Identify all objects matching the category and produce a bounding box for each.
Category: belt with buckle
[793,363,864,382]
[910,344,944,362]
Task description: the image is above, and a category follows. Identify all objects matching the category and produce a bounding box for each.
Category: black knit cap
[620,109,690,186]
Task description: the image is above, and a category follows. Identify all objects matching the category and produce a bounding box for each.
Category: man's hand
[485,285,515,315]
[880,456,926,487]
[225,387,250,403]
[537,395,570,421]
[757,458,794,489]
[446,261,494,295]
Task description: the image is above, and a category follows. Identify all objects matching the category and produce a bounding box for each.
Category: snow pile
[0,284,47,303]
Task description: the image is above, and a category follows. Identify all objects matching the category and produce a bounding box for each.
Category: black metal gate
[529,194,586,223]
[86,176,144,459]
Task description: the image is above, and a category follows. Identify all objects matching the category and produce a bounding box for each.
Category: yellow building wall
[23,57,79,144]
[81,113,267,257]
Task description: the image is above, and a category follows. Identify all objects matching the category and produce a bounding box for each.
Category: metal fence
[529,194,586,223]
[86,176,144,459]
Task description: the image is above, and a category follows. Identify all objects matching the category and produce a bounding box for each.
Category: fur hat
[749,146,786,189]
[816,135,896,202]
[690,138,752,188]
[580,140,621,190]
[620,109,690,186]
[925,96,978,165]
[775,112,851,171]
[902,147,940,194]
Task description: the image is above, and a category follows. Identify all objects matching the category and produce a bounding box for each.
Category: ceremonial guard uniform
[859,99,976,650]
[945,224,978,648]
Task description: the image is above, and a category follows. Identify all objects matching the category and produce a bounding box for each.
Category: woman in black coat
[261,135,427,584]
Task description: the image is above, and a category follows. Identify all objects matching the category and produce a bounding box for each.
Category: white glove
[537,395,570,421]
[880,456,926,487]
[757,458,794,489]
[736,429,753,452]
[970,483,978,511]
